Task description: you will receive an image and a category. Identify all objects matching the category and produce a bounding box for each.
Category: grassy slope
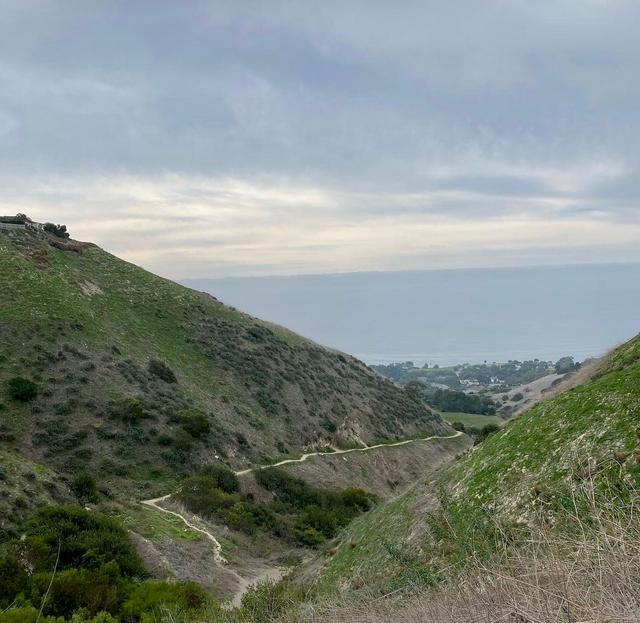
[0,227,449,531]
[309,334,640,597]
[446,333,640,513]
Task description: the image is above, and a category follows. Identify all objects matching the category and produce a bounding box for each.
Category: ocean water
[183,263,640,367]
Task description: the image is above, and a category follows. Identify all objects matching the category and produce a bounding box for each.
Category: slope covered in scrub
[0,223,449,531]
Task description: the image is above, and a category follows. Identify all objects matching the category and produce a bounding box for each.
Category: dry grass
[285,495,640,623]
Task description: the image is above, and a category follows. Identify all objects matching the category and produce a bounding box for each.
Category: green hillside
[307,333,640,599]
[0,224,449,532]
[445,333,640,516]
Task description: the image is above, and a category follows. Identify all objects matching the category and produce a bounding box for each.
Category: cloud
[1,171,638,278]
[0,1,638,276]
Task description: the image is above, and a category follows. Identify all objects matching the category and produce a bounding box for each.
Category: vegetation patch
[0,506,209,622]
[177,467,374,547]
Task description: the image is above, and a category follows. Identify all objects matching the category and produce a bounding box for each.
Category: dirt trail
[140,431,463,607]
[141,495,228,564]
[235,431,463,476]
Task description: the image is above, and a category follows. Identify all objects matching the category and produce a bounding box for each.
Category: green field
[440,412,504,428]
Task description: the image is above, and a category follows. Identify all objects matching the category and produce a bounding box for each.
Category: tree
[555,356,578,374]
[475,423,500,445]
[43,222,70,238]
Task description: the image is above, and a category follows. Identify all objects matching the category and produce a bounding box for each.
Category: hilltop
[0,218,450,534]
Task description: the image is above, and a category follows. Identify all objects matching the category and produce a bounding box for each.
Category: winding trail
[140,494,228,564]
[234,430,463,475]
[140,430,463,605]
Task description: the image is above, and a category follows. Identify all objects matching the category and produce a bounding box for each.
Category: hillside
[0,222,450,534]
[300,332,640,605]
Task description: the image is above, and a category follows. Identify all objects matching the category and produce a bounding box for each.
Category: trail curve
[234,431,464,476]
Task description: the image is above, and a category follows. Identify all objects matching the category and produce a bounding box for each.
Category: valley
[1,221,638,623]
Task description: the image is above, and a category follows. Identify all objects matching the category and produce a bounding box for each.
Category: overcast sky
[1,1,639,278]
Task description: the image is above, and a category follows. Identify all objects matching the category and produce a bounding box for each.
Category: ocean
[183,262,640,367]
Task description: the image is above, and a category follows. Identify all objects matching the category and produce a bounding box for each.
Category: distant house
[0,214,41,231]
[0,215,26,230]
[0,221,25,230]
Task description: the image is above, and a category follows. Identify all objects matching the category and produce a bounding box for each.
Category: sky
[0,1,639,278]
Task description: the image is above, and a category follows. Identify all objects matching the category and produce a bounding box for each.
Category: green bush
[172,429,193,451]
[71,473,99,503]
[425,388,497,415]
[109,398,145,424]
[0,507,163,621]
[7,377,37,402]
[29,563,130,618]
[177,476,237,516]
[0,556,29,608]
[178,410,210,439]
[0,506,218,623]
[199,464,239,493]
[120,581,207,622]
[475,423,500,444]
[147,359,177,384]
[43,222,70,238]
[22,506,147,577]
[0,607,61,623]
[238,579,310,623]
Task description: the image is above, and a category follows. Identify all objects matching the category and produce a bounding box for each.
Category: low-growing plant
[71,472,99,503]
[7,377,37,402]
[109,397,145,424]
[147,359,177,383]
[178,410,211,438]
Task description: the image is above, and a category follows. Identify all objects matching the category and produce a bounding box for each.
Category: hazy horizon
[184,262,640,367]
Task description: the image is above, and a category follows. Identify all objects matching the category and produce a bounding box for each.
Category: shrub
[555,355,579,374]
[109,398,145,423]
[22,506,147,577]
[199,464,239,493]
[29,563,129,618]
[172,429,193,451]
[0,556,28,608]
[340,487,373,513]
[320,419,337,433]
[236,432,250,447]
[120,581,207,621]
[7,377,37,402]
[147,359,177,383]
[71,473,99,503]
[475,423,500,444]
[178,410,210,438]
[43,222,70,238]
[177,476,237,516]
